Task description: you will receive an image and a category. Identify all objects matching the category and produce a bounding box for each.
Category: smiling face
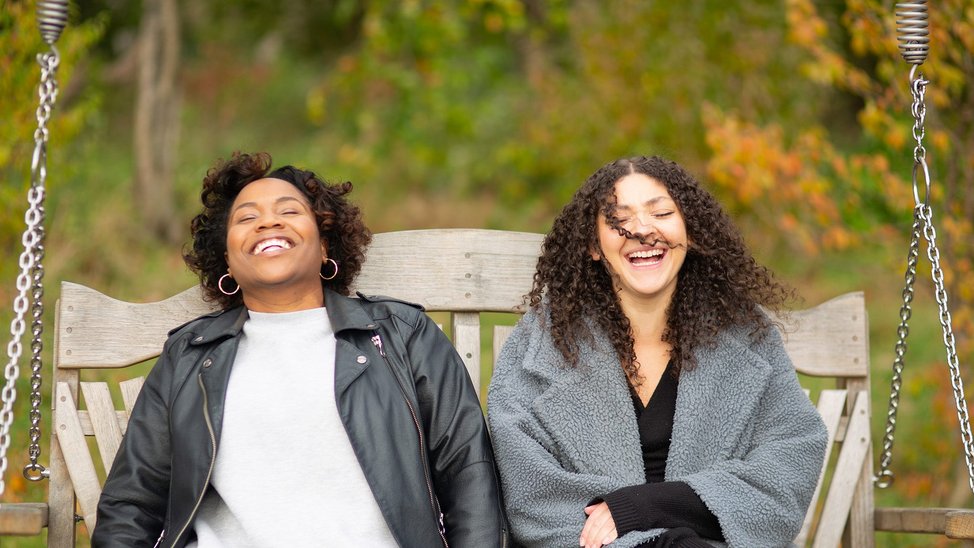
[592,173,688,310]
[225,177,327,311]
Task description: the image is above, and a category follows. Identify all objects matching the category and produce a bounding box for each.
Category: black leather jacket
[92,290,508,547]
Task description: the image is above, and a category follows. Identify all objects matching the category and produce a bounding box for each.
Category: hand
[579,502,618,548]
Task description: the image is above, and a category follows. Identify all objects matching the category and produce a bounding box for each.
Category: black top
[630,362,679,482]
[596,362,725,547]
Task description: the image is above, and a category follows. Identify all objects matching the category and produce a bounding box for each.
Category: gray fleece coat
[487,307,828,547]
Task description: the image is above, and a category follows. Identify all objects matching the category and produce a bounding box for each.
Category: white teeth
[253,238,292,255]
[627,249,664,259]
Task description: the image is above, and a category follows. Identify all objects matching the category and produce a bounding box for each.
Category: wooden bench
[3,228,973,546]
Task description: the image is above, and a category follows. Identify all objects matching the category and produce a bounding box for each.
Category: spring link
[36,0,70,46]
[895,1,929,65]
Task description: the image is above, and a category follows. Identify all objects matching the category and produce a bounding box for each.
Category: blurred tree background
[1,0,972,545]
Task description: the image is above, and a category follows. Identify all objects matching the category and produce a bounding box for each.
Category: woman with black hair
[93,152,507,548]
[488,156,827,547]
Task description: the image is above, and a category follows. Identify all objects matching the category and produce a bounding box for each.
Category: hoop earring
[218,273,240,295]
[320,258,339,281]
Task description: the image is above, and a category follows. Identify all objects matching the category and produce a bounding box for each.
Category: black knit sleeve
[633,527,715,548]
[597,481,723,542]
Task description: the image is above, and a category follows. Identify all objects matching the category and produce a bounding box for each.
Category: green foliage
[705,0,974,523]
[1,1,105,290]
[1,2,970,545]
[307,1,815,219]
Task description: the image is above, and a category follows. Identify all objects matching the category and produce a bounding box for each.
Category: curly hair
[528,156,792,384]
[183,152,372,309]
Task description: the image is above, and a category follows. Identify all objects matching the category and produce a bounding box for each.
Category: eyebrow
[614,196,673,211]
[231,195,309,215]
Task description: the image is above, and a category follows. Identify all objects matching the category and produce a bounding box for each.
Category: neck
[241,286,325,313]
[617,290,674,346]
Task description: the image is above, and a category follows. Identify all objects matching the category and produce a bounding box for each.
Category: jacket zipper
[152,529,165,548]
[171,374,219,545]
[372,332,449,548]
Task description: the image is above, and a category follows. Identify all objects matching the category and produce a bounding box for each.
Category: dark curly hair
[528,156,792,384]
[183,152,372,309]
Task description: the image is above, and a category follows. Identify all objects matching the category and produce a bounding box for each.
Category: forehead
[611,173,672,208]
[233,177,310,206]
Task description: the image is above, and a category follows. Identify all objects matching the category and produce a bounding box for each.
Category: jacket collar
[324,289,378,333]
[188,306,249,345]
[188,289,375,346]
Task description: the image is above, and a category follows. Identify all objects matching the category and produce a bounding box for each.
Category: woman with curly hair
[93,152,508,548]
[488,156,827,547]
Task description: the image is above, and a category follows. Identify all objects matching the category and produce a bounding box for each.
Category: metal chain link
[918,204,974,496]
[874,67,974,496]
[874,207,922,488]
[0,49,58,498]
[22,50,58,483]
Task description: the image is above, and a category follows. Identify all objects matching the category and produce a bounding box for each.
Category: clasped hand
[579,502,618,548]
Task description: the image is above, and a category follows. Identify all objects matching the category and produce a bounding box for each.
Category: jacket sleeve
[91,336,178,547]
[679,327,828,546]
[486,312,662,548]
[404,310,509,547]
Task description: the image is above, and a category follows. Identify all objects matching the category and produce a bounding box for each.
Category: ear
[589,247,601,261]
[320,239,329,260]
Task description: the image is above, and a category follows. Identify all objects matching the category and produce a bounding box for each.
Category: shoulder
[353,291,427,326]
[711,314,791,375]
[355,291,425,311]
[494,303,566,379]
[166,307,234,340]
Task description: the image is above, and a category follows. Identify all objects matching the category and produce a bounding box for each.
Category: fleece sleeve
[680,328,828,546]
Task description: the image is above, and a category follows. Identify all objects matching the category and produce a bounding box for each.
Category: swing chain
[22,50,60,483]
[917,204,974,496]
[874,208,922,488]
[0,49,58,496]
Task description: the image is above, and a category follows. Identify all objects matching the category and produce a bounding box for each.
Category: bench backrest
[48,229,873,546]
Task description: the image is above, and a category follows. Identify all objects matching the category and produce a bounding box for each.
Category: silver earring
[320,258,339,280]
[218,273,240,295]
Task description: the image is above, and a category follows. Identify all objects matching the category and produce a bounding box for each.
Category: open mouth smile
[251,237,294,255]
[626,247,666,266]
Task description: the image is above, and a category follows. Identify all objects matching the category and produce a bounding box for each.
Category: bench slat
[81,382,124,476]
[55,382,102,535]
[812,390,871,547]
[120,376,146,416]
[452,312,482,397]
[796,389,848,545]
[0,502,48,536]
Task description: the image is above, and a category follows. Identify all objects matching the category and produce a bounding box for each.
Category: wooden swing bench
[2,228,973,546]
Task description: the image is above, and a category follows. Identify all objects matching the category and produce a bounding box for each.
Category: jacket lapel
[532,334,645,483]
[667,330,773,477]
[324,290,383,396]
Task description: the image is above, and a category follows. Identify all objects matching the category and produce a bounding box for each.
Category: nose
[625,212,657,233]
[256,211,284,231]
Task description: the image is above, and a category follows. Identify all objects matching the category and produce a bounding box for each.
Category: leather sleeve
[404,310,509,547]
[91,336,179,547]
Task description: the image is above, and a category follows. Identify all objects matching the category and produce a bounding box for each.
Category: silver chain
[918,203,974,496]
[875,207,922,488]
[874,70,974,496]
[0,49,58,497]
